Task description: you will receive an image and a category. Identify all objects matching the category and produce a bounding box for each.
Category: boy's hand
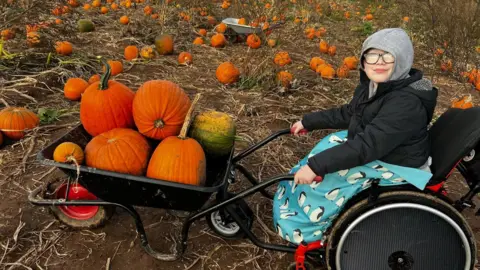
[294,165,318,184]
[291,120,305,136]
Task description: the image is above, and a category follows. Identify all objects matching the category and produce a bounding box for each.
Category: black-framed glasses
[363,53,395,64]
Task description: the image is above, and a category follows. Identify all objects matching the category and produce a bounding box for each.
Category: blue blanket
[272,130,432,244]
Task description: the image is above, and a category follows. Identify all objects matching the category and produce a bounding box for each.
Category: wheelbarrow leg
[119,204,183,261]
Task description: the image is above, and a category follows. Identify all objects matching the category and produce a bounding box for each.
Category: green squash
[78,19,95,32]
[189,111,236,157]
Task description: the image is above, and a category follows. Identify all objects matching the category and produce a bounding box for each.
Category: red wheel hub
[55,183,99,220]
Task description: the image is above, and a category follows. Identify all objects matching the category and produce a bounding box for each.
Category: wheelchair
[307,107,480,270]
[230,106,480,270]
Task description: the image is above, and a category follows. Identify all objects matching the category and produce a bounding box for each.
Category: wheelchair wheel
[325,190,477,270]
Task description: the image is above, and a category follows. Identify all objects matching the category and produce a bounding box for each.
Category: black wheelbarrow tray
[27,124,316,262]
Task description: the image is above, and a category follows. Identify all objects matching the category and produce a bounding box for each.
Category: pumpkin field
[0,0,480,269]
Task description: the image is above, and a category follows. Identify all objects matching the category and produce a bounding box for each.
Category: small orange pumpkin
[100,6,108,14]
[246,34,261,49]
[452,95,473,109]
[140,46,155,59]
[343,56,359,70]
[216,62,240,85]
[178,52,193,65]
[328,45,336,56]
[238,18,247,25]
[215,23,227,33]
[120,15,129,24]
[64,78,89,100]
[336,65,349,78]
[154,34,174,55]
[210,33,226,48]
[309,57,326,71]
[274,51,292,66]
[53,142,84,165]
[320,65,336,79]
[124,45,138,61]
[319,40,329,54]
[88,74,100,84]
[277,71,294,88]
[267,39,277,47]
[102,60,123,75]
[193,37,204,45]
[55,41,73,56]
[198,29,207,36]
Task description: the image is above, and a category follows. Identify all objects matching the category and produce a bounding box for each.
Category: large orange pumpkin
[80,58,135,136]
[53,142,84,164]
[132,80,191,140]
[0,107,39,140]
[84,128,151,175]
[147,94,206,186]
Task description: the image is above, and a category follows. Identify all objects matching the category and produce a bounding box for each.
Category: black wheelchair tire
[325,190,477,270]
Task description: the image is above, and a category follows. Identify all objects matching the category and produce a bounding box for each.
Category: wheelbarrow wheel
[45,181,115,230]
[206,194,254,239]
[286,261,315,270]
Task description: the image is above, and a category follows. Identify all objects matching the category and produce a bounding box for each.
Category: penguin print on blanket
[303,204,311,214]
[280,211,298,220]
[293,229,304,244]
[309,206,325,222]
[325,188,339,201]
[277,185,286,200]
[328,134,346,144]
[347,171,366,184]
[298,192,306,207]
[280,198,289,209]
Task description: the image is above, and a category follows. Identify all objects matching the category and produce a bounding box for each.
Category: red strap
[426,181,444,193]
[294,241,323,270]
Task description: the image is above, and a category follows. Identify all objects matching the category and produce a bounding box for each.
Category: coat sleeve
[301,102,354,131]
[306,92,427,177]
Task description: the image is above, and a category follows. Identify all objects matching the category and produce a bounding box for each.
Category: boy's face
[363,48,395,83]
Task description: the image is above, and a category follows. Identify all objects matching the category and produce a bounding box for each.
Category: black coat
[302,68,438,177]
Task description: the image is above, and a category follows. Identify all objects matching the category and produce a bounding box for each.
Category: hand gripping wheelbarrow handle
[290,126,308,136]
[289,127,323,182]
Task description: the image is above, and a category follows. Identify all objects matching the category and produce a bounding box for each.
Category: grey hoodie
[359,28,433,98]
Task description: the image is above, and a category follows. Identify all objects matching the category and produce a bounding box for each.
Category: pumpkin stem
[178,93,201,140]
[98,57,111,90]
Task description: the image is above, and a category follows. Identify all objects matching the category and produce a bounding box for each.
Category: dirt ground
[1,0,480,269]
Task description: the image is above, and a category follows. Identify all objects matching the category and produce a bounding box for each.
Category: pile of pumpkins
[54,58,236,186]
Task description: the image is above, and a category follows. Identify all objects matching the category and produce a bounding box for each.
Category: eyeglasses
[363,53,395,64]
